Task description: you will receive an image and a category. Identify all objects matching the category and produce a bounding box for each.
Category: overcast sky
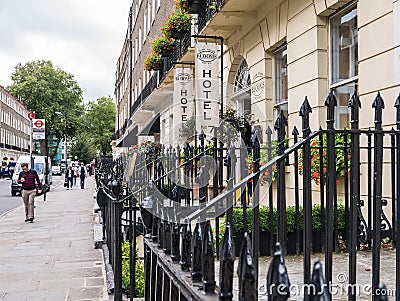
[0,0,132,102]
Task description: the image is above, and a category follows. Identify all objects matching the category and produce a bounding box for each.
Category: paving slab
[0,178,108,301]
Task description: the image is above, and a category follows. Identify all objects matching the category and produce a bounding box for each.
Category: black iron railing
[98,92,400,301]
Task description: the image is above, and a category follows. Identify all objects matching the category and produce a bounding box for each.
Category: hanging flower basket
[175,0,189,12]
[161,11,192,39]
[151,36,175,57]
[143,54,163,71]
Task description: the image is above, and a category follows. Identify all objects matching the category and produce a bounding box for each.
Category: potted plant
[161,11,192,39]
[143,53,163,71]
[151,36,175,57]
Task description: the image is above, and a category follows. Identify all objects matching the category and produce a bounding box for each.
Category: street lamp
[55,111,67,164]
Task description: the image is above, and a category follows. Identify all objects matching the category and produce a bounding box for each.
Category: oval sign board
[28,112,35,120]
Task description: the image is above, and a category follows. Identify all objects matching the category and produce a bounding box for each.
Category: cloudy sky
[0,0,132,102]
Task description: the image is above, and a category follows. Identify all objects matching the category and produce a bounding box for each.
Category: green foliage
[178,116,196,140]
[143,53,163,71]
[161,11,192,38]
[231,204,346,234]
[69,133,97,164]
[84,96,116,155]
[122,241,145,298]
[246,140,288,185]
[298,133,351,185]
[151,36,175,55]
[7,60,84,161]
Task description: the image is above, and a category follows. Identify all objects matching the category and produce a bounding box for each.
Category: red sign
[28,112,35,120]
[34,119,44,128]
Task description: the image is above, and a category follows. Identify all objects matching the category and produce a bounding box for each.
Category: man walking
[79,162,86,189]
[18,162,42,222]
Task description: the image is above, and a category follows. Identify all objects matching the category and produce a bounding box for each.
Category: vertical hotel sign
[195,42,220,134]
[173,67,194,143]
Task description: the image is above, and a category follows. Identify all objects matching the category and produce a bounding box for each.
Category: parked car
[51,165,62,176]
[0,162,16,179]
[11,156,52,196]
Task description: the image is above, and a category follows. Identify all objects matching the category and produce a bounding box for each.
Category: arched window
[234,60,251,93]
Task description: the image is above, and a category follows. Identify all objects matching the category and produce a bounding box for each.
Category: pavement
[0,177,109,301]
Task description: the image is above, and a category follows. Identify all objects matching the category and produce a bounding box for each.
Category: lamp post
[55,112,67,164]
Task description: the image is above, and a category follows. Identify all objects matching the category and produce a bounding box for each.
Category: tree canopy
[84,96,116,155]
[7,60,84,160]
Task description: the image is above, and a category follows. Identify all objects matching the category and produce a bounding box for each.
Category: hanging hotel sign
[195,42,220,135]
[173,67,194,144]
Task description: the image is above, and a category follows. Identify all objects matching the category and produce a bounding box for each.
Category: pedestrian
[71,163,78,186]
[17,162,42,223]
[78,162,86,189]
[65,166,74,189]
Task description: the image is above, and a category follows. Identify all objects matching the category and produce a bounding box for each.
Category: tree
[69,133,97,164]
[84,96,116,155]
[7,60,84,161]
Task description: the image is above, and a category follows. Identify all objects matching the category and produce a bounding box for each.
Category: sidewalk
[0,178,108,301]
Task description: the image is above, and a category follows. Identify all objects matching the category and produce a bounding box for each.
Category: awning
[138,114,160,136]
[116,126,138,147]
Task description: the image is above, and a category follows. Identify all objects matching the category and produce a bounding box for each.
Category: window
[274,45,288,123]
[330,4,358,128]
[144,14,147,37]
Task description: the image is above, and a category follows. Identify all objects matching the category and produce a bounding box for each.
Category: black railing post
[348,92,361,301]
[300,96,313,296]
[251,130,260,290]
[196,165,210,210]
[112,180,123,301]
[325,90,337,301]
[309,259,328,300]
[237,232,257,300]
[372,92,385,300]
[219,222,234,300]
[224,146,235,225]
[171,211,181,263]
[292,126,301,255]
[266,242,290,300]
[240,127,248,233]
[202,220,216,293]
[266,126,274,256]
[180,219,192,271]
[191,219,203,282]
[395,93,400,301]
[274,111,288,255]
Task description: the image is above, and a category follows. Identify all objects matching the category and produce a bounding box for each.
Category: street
[0,175,64,216]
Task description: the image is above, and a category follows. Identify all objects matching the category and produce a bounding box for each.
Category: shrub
[122,240,145,298]
[231,204,345,234]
